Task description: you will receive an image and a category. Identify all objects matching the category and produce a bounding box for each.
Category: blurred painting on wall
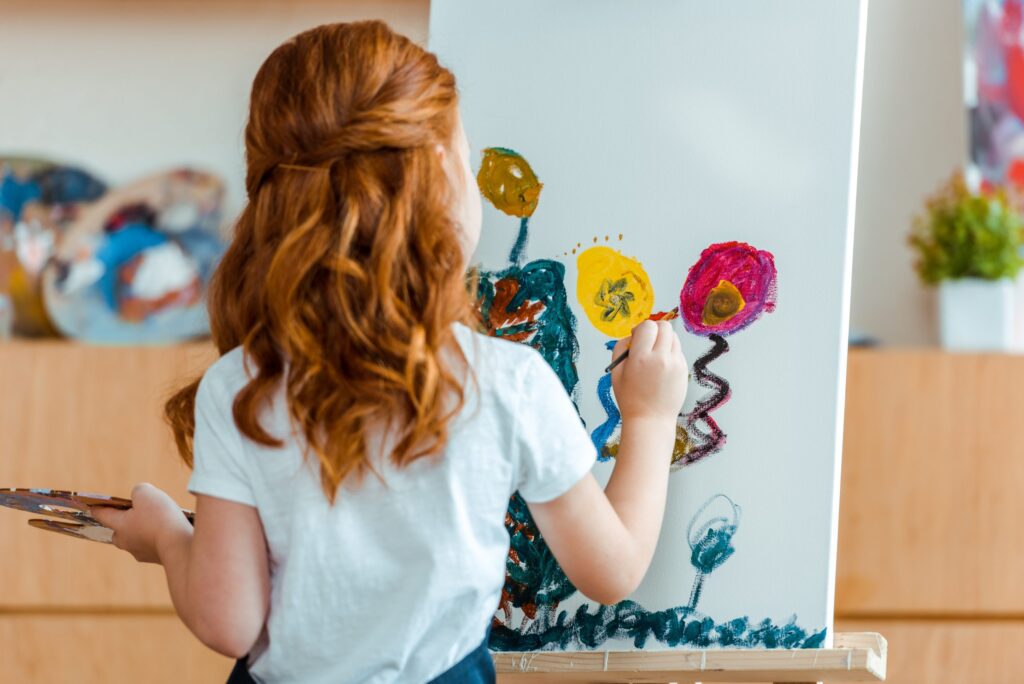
[0,158,107,337]
[1,161,227,343]
[965,0,1024,198]
[42,169,226,344]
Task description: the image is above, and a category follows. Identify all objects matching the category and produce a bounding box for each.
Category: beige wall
[0,0,961,345]
[0,0,430,219]
[852,0,967,345]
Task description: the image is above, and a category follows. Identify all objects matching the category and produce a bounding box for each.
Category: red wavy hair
[165,21,476,501]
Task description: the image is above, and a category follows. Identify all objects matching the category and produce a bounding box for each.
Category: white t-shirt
[188,324,596,684]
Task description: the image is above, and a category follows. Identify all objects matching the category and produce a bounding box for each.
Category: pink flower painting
[679,241,777,337]
[675,241,778,466]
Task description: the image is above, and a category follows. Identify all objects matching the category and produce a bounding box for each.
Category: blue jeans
[226,634,495,684]
[428,635,495,684]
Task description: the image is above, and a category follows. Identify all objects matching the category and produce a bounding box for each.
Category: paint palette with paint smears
[0,488,195,544]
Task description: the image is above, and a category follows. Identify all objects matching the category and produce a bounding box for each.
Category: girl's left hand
[91,483,192,564]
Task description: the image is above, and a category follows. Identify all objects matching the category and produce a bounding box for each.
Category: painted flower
[596,278,635,322]
[576,246,654,338]
[483,276,546,343]
[476,147,543,218]
[679,241,777,337]
[688,495,741,575]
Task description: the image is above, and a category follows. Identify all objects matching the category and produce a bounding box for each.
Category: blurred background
[1,1,1021,682]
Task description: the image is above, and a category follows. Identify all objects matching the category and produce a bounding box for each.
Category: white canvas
[430,0,866,652]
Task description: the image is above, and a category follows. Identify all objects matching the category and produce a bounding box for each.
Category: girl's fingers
[629,319,658,354]
[132,482,158,502]
[652,320,675,353]
[89,505,123,528]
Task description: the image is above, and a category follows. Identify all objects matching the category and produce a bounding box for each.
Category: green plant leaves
[910,173,1024,284]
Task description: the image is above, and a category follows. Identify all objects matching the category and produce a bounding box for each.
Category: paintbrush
[603,308,679,373]
[604,348,631,374]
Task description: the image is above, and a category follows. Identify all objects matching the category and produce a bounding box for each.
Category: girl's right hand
[610,319,688,424]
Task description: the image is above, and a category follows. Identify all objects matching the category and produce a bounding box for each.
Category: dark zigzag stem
[682,333,730,465]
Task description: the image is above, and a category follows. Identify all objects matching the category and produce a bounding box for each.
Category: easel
[493,632,886,683]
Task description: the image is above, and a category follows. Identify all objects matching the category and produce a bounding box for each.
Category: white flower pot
[939,278,1014,351]
[1013,272,1024,352]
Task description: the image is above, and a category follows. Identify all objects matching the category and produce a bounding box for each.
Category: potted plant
[910,172,1024,351]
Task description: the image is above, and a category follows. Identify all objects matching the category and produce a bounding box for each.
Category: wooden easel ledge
[493,632,886,683]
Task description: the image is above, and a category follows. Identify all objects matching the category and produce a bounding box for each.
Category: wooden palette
[0,488,194,544]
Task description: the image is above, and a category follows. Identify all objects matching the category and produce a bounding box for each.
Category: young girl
[92,21,687,684]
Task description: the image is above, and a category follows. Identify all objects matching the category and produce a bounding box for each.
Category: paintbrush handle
[604,349,629,374]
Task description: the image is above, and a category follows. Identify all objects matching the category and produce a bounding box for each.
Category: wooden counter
[0,342,230,681]
[838,349,1024,615]
[0,342,217,607]
[2,344,1022,682]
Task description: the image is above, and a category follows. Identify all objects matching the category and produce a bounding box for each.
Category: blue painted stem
[508,216,530,266]
[592,340,621,460]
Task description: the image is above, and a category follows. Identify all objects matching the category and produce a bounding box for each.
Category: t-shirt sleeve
[187,370,256,507]
[514,352,597,503]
